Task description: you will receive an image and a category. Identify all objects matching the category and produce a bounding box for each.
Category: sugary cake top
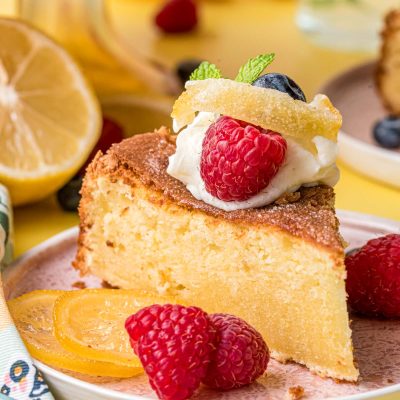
[91,129,344,254]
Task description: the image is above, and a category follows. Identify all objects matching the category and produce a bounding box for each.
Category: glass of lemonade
[297,0,400,52]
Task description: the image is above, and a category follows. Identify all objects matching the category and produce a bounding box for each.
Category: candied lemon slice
[7,290,140,377]
[54,289,177,366]
[171,79,342,153]
[0,18,101,205]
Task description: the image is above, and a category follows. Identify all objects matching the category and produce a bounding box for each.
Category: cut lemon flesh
[54,289,178,366]
[7,290,140,377]
[0,18,101,205]
[172,79,342,153]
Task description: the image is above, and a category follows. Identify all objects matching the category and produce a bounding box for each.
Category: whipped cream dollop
[167,112,339,211]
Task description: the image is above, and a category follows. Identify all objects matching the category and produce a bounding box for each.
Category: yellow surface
[1,0,398,256]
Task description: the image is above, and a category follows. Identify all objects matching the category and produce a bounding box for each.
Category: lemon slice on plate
[7,290,140,377]
[53,289,177,366]
[0,18,101,205]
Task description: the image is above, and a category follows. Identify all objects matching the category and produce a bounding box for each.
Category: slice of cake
[74,57,359,382]
[376,9,400,114]
[75,130,357,381]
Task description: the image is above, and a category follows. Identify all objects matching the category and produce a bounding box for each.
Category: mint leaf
[235,53,275,84]
[189,61,222,81]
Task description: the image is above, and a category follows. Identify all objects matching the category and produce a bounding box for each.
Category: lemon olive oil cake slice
[75,56,358,382]
[75,130,358,382]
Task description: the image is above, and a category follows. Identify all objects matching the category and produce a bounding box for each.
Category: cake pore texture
[75,129,358,382]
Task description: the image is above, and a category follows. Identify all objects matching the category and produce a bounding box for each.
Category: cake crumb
[286,385,305,400]
[102,280,119,289]
[275,191,301,205]
[72,281,86,289]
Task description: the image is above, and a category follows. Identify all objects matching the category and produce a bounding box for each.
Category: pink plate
[3,210,400,400]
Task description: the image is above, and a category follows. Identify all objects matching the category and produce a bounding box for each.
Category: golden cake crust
[80,128,343,254]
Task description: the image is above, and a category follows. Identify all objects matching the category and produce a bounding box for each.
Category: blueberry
[252,73,306,102]
[175,59,203,86]
[57,176,83,212]
[373,116,400,149]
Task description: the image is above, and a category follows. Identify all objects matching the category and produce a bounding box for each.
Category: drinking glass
[2,0,179,95]
[297,0,400,52]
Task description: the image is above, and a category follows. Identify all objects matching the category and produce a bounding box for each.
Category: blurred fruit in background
[176,59,203,85]
[0,18,101,206]
[155,0,198,33]
[57,117,125,212]
[78,117,124,175]
[57,176,83,212]
[0,0,180,207]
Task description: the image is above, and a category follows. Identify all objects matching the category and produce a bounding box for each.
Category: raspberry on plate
[200,116,287,201]
[203,313,269,390]
[125,304,215,400]
[346,234,400,318]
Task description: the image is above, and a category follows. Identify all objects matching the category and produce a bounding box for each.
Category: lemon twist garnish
[172,78,342,153]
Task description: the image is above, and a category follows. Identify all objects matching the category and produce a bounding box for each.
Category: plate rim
[34,360,151,400]
[4,210,400,400]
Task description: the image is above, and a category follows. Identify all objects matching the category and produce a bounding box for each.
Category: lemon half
[0,18,101,205]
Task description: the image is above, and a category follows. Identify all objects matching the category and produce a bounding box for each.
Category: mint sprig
[235,53,275,84]
[189,61,222,81]
[188,54,276,83]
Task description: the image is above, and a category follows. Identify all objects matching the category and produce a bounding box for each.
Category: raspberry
[203,313,269,390]
[125,304,215,400]
[200,116,287,201]
[155,0,198,34]
[346,234,400,318]
[79,117,123,175]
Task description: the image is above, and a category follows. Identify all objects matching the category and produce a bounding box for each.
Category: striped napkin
[0,185,54,400]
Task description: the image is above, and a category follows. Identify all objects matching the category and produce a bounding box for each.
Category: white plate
[3,211,400,400]
[321,62,400,188]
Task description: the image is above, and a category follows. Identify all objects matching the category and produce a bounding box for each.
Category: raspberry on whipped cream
[200,116,287,202]
[167,111,339,211]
